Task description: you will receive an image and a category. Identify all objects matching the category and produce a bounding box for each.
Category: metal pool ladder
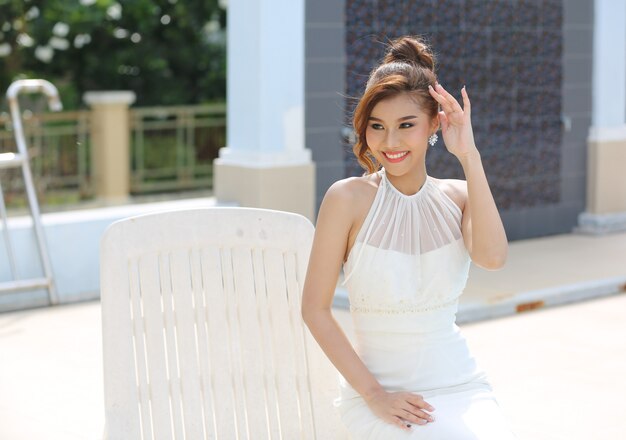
[0,79,63,305]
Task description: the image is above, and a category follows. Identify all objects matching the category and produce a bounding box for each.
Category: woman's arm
[301,180,435,431]
[428,83,508,270]
[457,152,508,270]
[301,180,382,398]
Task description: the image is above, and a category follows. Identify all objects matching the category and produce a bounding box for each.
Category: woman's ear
[431,115,440,134]
[438,110,450,132]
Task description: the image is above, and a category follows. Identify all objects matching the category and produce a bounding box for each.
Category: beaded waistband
[349,297,458,315]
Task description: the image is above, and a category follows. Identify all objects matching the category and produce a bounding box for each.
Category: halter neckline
[380,168,430,199]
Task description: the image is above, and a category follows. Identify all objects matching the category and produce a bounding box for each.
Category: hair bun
[383,36,435,71]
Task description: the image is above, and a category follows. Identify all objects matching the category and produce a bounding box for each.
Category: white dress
[334,167,518,439]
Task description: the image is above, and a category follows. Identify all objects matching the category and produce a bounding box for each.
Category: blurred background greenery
[0,0,227,109]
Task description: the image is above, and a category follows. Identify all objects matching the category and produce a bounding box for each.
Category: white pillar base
[574,211,626,235]
[213,159,316,222]
[217,147,311,167]
[576,126,626,234]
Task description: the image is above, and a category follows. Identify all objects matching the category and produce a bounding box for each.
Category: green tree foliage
[0,0,227,108]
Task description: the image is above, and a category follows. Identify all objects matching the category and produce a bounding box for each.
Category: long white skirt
[334,315,518,439]
[336,384,518,439]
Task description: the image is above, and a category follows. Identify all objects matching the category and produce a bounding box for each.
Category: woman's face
[365,92,438,172]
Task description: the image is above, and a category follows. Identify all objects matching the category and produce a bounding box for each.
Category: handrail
[0,102,226,207]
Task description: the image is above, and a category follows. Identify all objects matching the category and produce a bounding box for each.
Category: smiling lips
[383,150,409,163]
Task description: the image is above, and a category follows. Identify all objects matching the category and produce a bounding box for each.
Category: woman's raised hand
[364,388,436,432]
[428,83,479,159]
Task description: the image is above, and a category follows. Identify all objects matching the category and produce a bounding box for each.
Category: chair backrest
[100,207,347,439]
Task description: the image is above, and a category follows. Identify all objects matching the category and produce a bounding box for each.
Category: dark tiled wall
[305,0,347,210]
[306,0,592,240]
[345,0,562,213]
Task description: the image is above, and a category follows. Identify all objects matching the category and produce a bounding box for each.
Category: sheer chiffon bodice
[341,167,470,317]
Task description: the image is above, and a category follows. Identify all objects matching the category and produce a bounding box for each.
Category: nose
[382,129,399,150]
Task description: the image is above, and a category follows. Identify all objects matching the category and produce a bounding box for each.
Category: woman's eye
[400,122,414,128]
[370,123,384,130]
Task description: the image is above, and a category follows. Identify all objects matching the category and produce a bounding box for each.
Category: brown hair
[352,36,439,174]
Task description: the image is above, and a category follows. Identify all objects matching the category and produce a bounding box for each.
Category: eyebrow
[368,115,418,121]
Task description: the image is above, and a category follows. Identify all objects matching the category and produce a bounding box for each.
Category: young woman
[301,36,518,439]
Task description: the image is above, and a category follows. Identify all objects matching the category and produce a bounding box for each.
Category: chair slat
[129,260,154,440]
[159,252,186,440]
[263,247,304,438]
[284,250,316,439]
[201,247,237,438]
[138,254,174,440]
[190,248,217,438]
[169,249,206,438]
[219,246,250,439]
[231,246,276,438]
[251,247,283,439]
[101,251,143,439]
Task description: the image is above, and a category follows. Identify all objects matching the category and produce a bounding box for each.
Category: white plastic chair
[100,207,348,439]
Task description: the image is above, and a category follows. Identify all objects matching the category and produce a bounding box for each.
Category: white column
[218,0,309,166]
[589,0,626,140]
[577,0,626,234]
[213,0,315,221]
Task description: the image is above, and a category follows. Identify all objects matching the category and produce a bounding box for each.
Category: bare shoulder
[319,174,376,230]
[430,176,467,212]
[322,173,380,212]
[319,173,380,261]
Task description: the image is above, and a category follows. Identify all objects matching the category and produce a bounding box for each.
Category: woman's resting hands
[364,389,436,432]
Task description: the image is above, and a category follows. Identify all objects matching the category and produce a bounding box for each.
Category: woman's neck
[383,167,428,196]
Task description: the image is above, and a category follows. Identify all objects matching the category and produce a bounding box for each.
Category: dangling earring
[428,133,438,146]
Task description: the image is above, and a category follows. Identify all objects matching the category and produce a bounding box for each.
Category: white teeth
[385,151,408,159]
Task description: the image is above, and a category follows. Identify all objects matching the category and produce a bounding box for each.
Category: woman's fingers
[406,393,435,412]
[400,407,434,424]
[393,416,413,431]
[399,393,435,425]
[429,83,467,122]
[435,83,464,113]
[428,84,453,114]
[461,85,471,118]
[366,390,436,431]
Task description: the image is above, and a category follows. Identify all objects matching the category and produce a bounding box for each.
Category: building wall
[559,0,593,231]
[306,0,594,241]
[305,0,346,209]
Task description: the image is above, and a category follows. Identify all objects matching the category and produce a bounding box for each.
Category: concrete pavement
[457,230,626,323]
